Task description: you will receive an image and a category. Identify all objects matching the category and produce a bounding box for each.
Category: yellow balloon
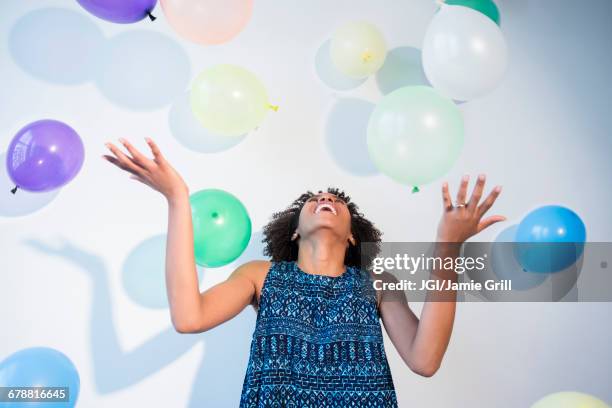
[531,391,611,408]
[330,21,387,79]
[190,64,276,136]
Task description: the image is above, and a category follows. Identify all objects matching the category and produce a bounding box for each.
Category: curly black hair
[262,187,382,268]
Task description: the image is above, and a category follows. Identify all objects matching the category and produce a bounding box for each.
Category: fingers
[129,174,149,186]
[477,215,507,233]
[467,174,486,210]
[101,154,140,176]
[118,138,154,170]
[145,137,166,164]
[456,174,470,206]
[442,182,453,211]
[478,185,503,217]
[104,141,147,175]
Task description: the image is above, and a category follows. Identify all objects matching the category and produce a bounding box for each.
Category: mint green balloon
[444,0,500,25]
[367,86,464,187]
[190,189,251,267]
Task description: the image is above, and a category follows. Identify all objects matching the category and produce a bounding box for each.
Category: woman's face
[296,193,352,241]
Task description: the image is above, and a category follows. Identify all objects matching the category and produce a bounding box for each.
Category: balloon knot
[268,104,279,112]
[10,185,19,194]
[435,0,446,6]
[147,11,157,21]
[361,51,373,62]
[411,186,420,193]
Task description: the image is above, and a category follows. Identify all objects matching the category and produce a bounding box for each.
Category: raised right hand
[102,137,189,201]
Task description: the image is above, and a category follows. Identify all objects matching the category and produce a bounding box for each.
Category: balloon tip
[10,185,19,194]
[147,11,157,21]
[268,104,279,112]
[411,186,420,193]
[361,51,373,62]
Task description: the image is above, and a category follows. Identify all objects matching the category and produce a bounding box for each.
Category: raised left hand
[436,174,506,243]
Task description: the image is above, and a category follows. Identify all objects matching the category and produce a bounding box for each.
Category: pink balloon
[160,0,253,45]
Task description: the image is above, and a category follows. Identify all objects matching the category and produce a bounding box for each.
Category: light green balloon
[190,64,274,137]
[190,188,252,267]
[330,21,387,79]
[531,391,611,408]
[367,86,464,187]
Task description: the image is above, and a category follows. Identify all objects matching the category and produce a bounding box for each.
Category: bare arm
[165,191,264,333]
[377,246,459,377]
[103,137,261,334]
[379,244,460,378]
[164,192,200,331]
[380,174,505,377]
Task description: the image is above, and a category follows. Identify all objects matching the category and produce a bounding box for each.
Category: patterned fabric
[239,261,398,408]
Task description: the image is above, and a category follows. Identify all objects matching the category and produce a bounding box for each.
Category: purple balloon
[76,0,158,24]
[6,119,85,193]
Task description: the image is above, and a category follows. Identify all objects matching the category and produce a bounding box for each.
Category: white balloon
[422,5,508,101]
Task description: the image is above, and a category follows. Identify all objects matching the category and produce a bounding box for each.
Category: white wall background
[1,0,611,407]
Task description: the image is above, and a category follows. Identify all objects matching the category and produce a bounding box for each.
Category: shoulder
[230,260,274,309]
[231,260,272,281]
[366,269,404,309]
[230,260,274,293]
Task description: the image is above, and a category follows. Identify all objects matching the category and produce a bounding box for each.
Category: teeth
[315,203,337,215]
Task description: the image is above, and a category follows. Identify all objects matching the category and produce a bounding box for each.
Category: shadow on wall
[94,30,190,111]
[8,7,191,111]
[375,46,430,95]
[168,92,246,154]
[121,234,205,309]
[122,231,266,310]
[314,39,367,91]
[0,152,60,217]
[324,97,378,177]
[22,230,268,406]
[8,7,105,85]
[314,43,429,94]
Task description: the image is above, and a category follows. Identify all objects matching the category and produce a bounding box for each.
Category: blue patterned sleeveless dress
[239,261,398,407]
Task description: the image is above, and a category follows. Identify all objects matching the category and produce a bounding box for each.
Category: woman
[102,137,505,407]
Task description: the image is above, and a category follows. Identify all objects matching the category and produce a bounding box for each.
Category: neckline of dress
[291,260,351,280]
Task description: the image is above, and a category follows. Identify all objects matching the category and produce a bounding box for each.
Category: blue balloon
[491,225,547,290]
[76,0,158,24]
[514,205,586,273]
[0,347,80,407]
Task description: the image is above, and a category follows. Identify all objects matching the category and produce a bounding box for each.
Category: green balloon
[190,189,251,267]
[444,0,501,25]
[367,86,464,187]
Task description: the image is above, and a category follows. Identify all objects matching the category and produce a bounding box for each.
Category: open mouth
[315,202,337,215]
